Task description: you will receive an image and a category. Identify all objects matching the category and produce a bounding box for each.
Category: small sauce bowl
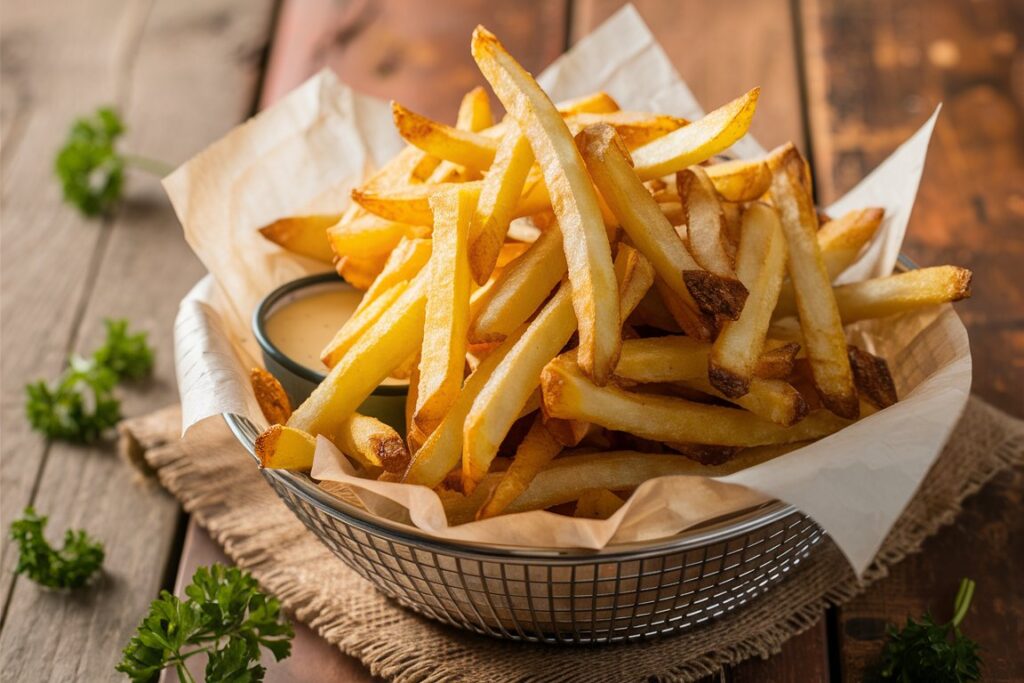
[253,272,408,432]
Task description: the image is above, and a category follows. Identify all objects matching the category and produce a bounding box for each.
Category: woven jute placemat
[119,396,1023,682]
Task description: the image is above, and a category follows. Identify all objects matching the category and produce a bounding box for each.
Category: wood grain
[572,0,807,149]
[0,0,277,679]
[261,0,569,122]
[799,0,1023,679]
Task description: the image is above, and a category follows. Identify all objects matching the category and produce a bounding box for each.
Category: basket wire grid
[226,414,826,644]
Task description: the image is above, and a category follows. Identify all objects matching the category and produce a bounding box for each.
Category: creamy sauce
[265,288,407,385]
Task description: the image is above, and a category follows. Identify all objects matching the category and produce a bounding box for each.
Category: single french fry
[704,158,772,202]
[678,166,736,278]
[288,272,428,437]
[631,88,760,179]
[469,214,566,343]
[403,324,528,488]
[473,26,620,384]
[567,111,688,149]
[426,86,494,183]
[614,243,656,320]
[709,203,788,397]
[414,187,475,433]
[476,416,564,519]
[573,488,626,519]
[611,336,799,385]
[352,180,549,227]
[250,367,292,424]
[354,238,432,316]
[769,143,858,419]
[468,125,535,284]
[541,358,848,446]
[555,90,620,115]
[326,213,409,259]
[392,101,498,171]
[259,215,338,263]
[579,123,721,340]
[755,342,801,379]
[680,376,808,427]
[321,281,409,369]
[774,207,885,313]
[255,424,317,471]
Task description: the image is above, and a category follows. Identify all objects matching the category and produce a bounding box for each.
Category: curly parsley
[878,578,981,682]
[10,507,105,589]
[25,318,154,443]
[116,564,294,683]
[55,107,171,218]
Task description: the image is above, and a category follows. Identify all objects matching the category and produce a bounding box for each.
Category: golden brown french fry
[567,112,689,149]
[288,272,427,437]
[614,243,656,319]
[631,88,760,179]
[426,86,494,183]
[354,238,432,316]
[469,226,566,342]
[321,281,409,368]
[468,125,535,284]
[704,159,772,202]
[414,188,475,433]
[476,416,563,519]
[392,100,498,172]
[326,213,409,260]
[405,365,426,453]
[678,166,736,278]
[473,26,620,384]
[573,488,626,519]
[259,215,338,263]
[756,342,801,379]
[680,376,808,426]
[847,345,898,409]
[541,358,848,446]
[352,180,549,227]
[403,324,528,488]
[769,143,858,419]
[779,266,971,323]
[774,207,885,313]
[612,336,798,384]
[250,367,292,424]
[555,91,620,115]
[579,123,719,340]
[257,414,408,473]
[709,203,788,397]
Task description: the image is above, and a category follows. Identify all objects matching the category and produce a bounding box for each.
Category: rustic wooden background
[0,0,1020,681]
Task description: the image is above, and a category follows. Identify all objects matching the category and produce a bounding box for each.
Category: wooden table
[1,1,1020,680]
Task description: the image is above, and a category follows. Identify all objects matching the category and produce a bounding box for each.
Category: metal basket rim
[229,255,917,562]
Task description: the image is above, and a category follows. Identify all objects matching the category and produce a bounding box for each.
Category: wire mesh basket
[226,413,825,644]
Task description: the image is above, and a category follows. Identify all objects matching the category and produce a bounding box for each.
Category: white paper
[167,5,970,575]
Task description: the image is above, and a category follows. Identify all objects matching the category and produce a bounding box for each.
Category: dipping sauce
[264,287,408,386]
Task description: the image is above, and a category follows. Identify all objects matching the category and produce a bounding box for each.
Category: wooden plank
[261,0,569,121]
[0,0,149,615]
[572,3,829,681]
[163,520,378,683]
[572,0,807,148]
[0,0,278,680]
[799,0,1024,679]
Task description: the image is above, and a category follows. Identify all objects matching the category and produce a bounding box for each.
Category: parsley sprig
[878,577,981,682]
[116,564,294,683]
[25,318,155,443]
[55,107,171,217]
[9,507,105,589]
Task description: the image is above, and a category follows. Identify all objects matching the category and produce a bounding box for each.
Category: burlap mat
[119,396,1023,682]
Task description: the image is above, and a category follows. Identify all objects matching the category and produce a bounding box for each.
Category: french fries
[769,143,859,419]
[709,203,788,397]
[473,26,620,384]
[630,88,760,179]
[259,215,338,263]
[541,358,847,447]
[251,24,972,523]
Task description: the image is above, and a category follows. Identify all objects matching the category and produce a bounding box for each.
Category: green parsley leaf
[116,564,294,683]
[93,318,155,381]
[878,578,981,683]
[9,507,105,589]
[55,107,126,217]
[25,356,121,442]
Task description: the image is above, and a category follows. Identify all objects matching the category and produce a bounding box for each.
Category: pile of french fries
[253,27,972,523]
